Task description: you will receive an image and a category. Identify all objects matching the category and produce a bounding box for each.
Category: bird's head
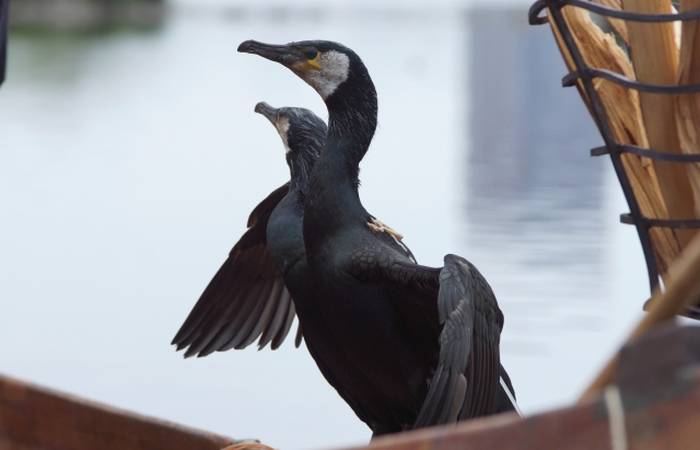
[239,40,369,101]
[254,101,326,184]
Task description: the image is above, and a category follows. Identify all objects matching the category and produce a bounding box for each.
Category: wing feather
[172,184,304,356]
[271,294,296,349]
[234,277,286,350]
[258,288,292,349]
[294,321,304,348]
[414,254,504,427]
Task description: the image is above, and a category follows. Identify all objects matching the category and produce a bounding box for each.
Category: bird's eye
[304,49,318,60]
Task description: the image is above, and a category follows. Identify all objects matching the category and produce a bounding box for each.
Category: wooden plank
[593,0,628,43]
[0,375,236,450]
[351,402,607,450]
[622,0,698,248]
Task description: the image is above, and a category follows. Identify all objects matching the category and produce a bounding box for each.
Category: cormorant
[171,102,395,424]
[238,39,518,435]
[171,103,328,356]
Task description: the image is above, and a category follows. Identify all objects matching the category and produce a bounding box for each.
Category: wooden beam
[0,375,237,450]
[622,0,698,248]
[548,3,682,274]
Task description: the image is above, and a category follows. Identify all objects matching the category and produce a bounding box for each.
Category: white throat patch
[306,50,350,99]
[273,116,292,154]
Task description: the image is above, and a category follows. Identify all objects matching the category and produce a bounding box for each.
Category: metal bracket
[529,0,700,318]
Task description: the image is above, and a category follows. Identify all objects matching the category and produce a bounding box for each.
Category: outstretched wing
[171,184,302,357]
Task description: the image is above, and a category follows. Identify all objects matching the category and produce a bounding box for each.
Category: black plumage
[238,39,518,435]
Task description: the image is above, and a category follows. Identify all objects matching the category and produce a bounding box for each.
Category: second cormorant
[171,103,327,356]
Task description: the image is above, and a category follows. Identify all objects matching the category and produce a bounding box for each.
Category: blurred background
[0,0,649,449]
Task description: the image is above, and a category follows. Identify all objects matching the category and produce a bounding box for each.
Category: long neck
[325,80,378,170]
[288,153,315,196]
[304,76,378,242]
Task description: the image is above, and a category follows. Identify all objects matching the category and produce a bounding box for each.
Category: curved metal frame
[528,0,700,318]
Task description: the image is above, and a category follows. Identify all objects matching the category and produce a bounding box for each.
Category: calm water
[0,5,648,450]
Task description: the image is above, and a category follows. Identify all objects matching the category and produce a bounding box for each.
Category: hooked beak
[238,40,303,67]
[254,101,278,123]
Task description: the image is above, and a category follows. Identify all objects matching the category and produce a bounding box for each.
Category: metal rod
[590,145,700,162]
[619,213,700,230]
[563,68,700,94]
[531,0,700,24]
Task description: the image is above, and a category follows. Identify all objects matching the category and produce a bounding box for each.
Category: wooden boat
[0,374,238,450]
[3,322,699,450]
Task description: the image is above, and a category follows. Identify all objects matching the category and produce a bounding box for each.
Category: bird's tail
[500,376,522,415]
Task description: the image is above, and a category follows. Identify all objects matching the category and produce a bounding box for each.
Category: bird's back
[304,223,440,432]
[265,192,306,285]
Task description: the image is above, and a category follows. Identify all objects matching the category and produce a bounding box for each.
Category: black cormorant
[238,39,518,435]
[171,103,328,356]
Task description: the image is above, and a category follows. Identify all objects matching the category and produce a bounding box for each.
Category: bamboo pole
[622,0,698,248]
[579,232,700,400]
[676,0,700,219]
